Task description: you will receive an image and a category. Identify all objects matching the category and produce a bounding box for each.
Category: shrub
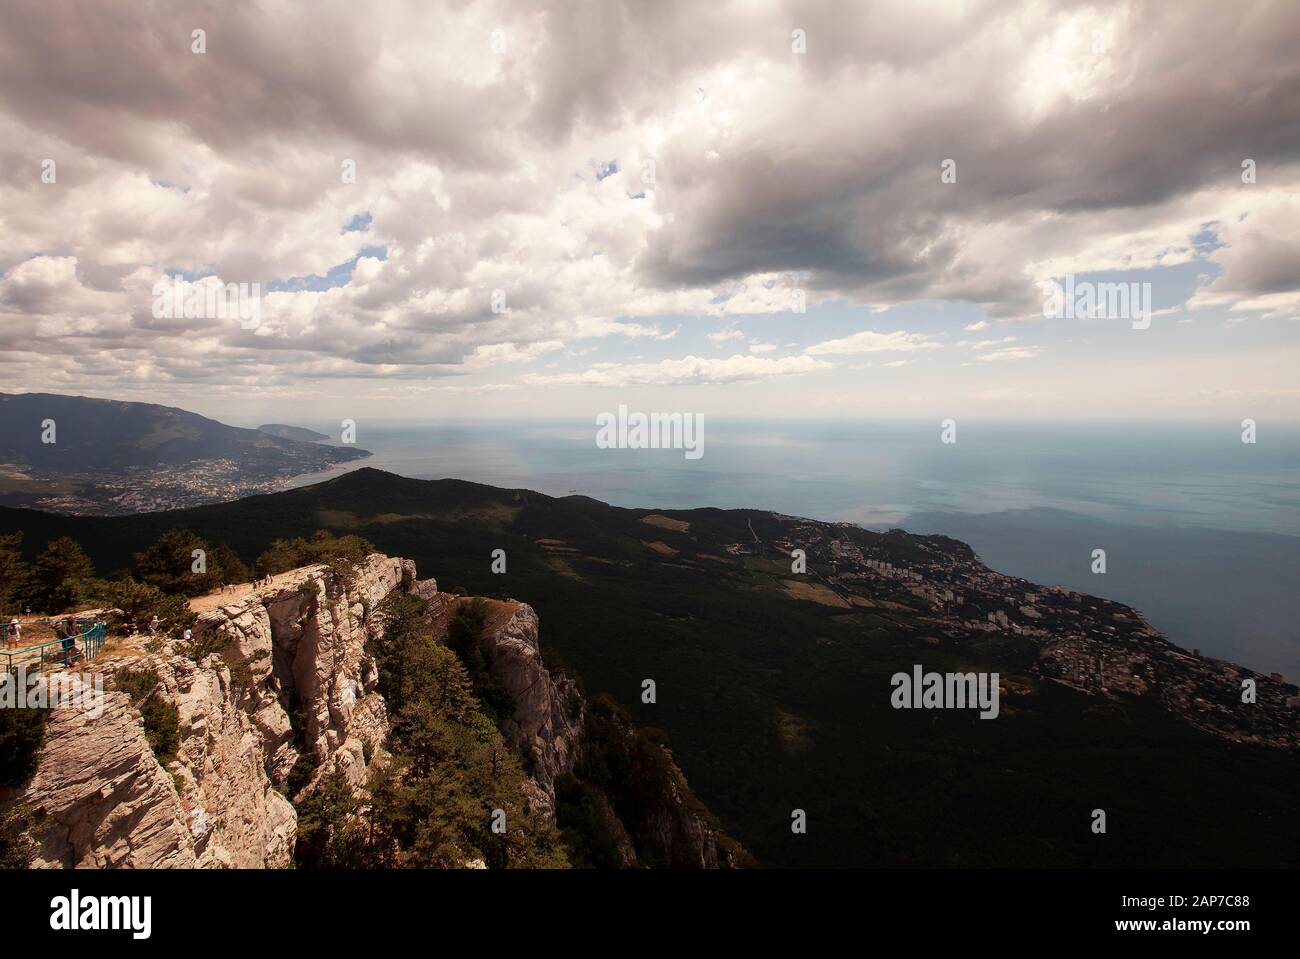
[133,531,248,597]
[0,706,48,787]
[0,803,43,868]
[286,750,319,799]
[222,654,256,689]
[186,627,231,661]
[284,688,320,798]
[114,667,180,767]
[555,773,628,869]
[357,594,569,869]
[103,578,196,636]
[209,544,251,586]
[255,531,375,579]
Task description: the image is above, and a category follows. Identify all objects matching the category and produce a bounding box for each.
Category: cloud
[1186,197,1300,320]
[466,340,565,365]
[958,336,1019,350]
[632,2,1300,319]
[805,329,942,356]
[975,346,1042,362]
[0,0,1295,409]
[521,353,831,386]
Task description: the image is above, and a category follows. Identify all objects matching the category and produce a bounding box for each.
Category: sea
[275,418,1300,679]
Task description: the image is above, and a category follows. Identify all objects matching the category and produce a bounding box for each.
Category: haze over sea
[275,419,1300,680]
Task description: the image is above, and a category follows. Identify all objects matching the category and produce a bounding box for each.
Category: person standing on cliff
[59,614,80,666]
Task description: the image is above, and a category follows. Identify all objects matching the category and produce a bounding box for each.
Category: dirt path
[188,571,302,615]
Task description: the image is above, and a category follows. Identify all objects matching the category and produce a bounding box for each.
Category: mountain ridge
[257,424,331,443]
[0,392,371,472]
[0,392,372,514]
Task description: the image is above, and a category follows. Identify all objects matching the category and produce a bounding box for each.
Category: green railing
[2,621,107,674]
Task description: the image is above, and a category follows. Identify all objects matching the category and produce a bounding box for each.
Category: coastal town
[760,516,1300,751]
[15,459,325,516]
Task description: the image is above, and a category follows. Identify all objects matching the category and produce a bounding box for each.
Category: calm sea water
[278,419,1300,677]
[284,419,1300,532]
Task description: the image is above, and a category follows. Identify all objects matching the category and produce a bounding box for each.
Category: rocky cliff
[10,552,744,868]
[472,601,583,816]
[16,554,412,868]
[449,596,746,867]
[23,675,200,868]
[226,553,414,794]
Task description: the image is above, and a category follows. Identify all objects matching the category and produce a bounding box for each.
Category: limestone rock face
[636,769,739,869]
[411,577,440,603]
[105,654,296,869]
[193,597,297,784]
[21,651,297,869]
[25,678,196,869]
[477,603,584,817]
[193,554,413,794]
[16,552,741,869]
[20,553,417,869]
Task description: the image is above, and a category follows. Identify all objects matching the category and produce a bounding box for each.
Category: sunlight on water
[286,419,1300,536]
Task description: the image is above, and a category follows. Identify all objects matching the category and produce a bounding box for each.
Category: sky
[1,0,1298,424]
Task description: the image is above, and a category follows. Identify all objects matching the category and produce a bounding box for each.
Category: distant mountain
[0,393,369,473]
[3,467,1296,868]
[0,393,371,514]
[257,423,330,443]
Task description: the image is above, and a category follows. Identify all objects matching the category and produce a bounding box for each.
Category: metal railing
[2,621,107,674]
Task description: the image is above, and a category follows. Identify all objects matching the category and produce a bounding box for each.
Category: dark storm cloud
[636,0,1300,311]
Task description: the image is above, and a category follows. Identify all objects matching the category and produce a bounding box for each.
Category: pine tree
[25,536,94,612]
